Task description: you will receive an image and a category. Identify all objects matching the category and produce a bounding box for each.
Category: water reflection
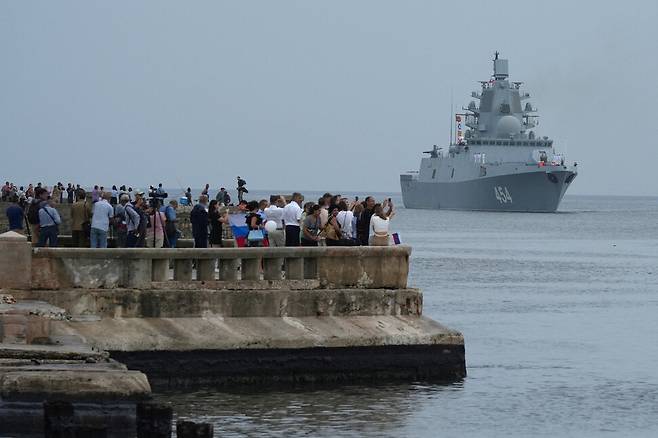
[154,381,463,437]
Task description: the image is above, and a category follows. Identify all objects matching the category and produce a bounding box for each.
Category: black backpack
[27,200,41,225]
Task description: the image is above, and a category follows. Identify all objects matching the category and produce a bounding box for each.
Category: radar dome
[496,115,521,138]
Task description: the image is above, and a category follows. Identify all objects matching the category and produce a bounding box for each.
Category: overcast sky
[2,1,657,196]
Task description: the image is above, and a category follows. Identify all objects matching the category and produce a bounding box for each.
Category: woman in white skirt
[369,200,395,246]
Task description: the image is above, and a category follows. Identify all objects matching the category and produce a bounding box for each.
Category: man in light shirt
[90,192,115,248]
[37,198,61,247]
[124,196,142,248]
[264,195,286,247]
[282,192,303,247]
[336,201,355,240]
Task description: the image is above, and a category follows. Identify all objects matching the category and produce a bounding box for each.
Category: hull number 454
[494,186,513,204]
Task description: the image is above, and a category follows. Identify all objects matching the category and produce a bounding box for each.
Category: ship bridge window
[432,169,436,179]
[451,168,455,179]
[502,141,509,146]
[496,141,502,145]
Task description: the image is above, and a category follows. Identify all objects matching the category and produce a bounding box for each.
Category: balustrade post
[263,257,283,280]
[219,258,239,280]
[197,259,216,281]
[241,257,260,280]
[174,259,193,281]
[151,259,169,282]
[285,257,303,280]
[303,257,317,279]
[124,259,152,288]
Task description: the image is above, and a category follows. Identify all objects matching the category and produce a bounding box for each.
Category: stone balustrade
[27,246,410,291]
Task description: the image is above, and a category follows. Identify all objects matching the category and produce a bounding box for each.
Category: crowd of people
[188,191,395,248]
[3,181,180,248]
[3,179,396,248]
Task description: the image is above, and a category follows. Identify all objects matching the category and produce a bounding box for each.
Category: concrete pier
[0,230,466,433]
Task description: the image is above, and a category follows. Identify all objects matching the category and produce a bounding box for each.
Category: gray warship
[400,53,577,212]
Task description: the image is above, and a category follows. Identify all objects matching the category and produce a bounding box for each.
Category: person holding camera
[146,199,166,248]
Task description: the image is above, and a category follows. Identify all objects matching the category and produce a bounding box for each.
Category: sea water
[155,194,658,437]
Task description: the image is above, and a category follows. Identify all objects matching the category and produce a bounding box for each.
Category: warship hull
[400,169,576,212]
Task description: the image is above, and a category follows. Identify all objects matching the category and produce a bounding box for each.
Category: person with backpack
[114,195,129,247]
[37,198,61,247]
[162,200,180,248]
[215,187,231,206]
[26,187,49,245]
[124,196,143,248]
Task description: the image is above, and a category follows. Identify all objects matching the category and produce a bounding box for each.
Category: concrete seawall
[0,230,466,433]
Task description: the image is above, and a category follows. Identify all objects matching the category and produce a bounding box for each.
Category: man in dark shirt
[356,196,376,246]
[190,194,209,248]
[5,195,24,233]
[66,184,75,204]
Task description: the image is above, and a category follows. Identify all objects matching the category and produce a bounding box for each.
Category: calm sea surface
[155,194,658,437]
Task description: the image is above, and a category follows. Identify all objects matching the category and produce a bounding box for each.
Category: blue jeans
[37,225,58,247]
[90,228,108,248]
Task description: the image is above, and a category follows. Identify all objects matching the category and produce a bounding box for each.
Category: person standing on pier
[369,201,395,246]
[145,199,166,248]
[114,195,128,248]
[91,185,100,203]
[26,187,48,245]
[356,196,376,246]
[37,198,61,247]
[163,200,179,248]
[90,192,115,248]
[208,200,223,248]
[124,196,142,248]
[283,193,303,246]
[5,195,24,234]
[264,196,286,247]
[66,183,75,204]
[70,191,92,247]
[215,187,230,206]
[301,204,322,247]
[190,194,209,248]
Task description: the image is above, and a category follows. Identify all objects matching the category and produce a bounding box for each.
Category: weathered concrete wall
[0,344,150,436]
[51,315,465,388]
[29,246,412,290]
[2,240,466,391]
[11,287,422,319]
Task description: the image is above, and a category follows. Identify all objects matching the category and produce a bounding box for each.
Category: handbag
[247,229,264,241]
[321,221,339,241]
